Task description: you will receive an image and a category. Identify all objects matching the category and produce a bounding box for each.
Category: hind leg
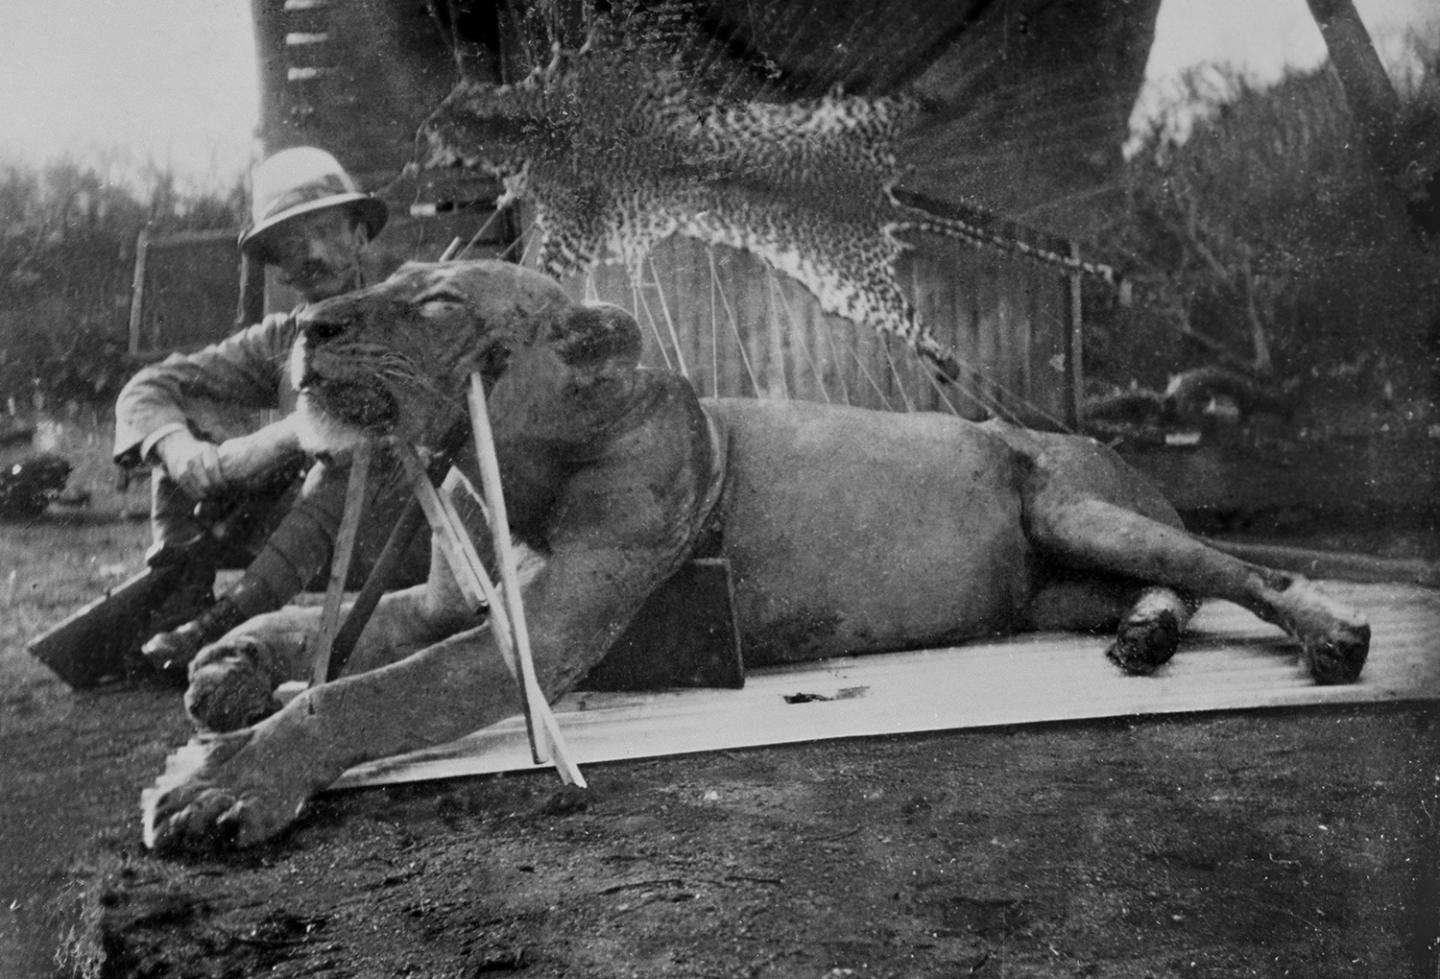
[1027,497,1369,684]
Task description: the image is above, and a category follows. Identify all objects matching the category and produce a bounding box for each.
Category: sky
[0,1,258,192]
[1133,0,1440,130]
[1,0,1438,193]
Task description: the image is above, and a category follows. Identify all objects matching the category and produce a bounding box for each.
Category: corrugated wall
[554,232,1071,424]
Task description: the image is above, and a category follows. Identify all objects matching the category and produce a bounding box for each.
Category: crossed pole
[302,231,583,784]
[305,374,584,788]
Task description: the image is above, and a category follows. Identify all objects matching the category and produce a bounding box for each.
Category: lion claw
[144,786,243,853]
[141,731,305,854]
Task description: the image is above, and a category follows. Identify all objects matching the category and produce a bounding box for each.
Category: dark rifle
[28,473,297,689]
[29,560,202,688]
[33,428,464,690]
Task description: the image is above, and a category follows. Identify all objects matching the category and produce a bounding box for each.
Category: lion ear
[549,302,643,375]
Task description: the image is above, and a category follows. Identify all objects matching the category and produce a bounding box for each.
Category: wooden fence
[554,229,1075,426]
[128,229,244,357]
[123,204,1077,431]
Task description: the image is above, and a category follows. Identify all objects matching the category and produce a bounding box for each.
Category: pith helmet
[239,147,388,260]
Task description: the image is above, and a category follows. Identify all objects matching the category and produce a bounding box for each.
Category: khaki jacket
[113,310,300,467]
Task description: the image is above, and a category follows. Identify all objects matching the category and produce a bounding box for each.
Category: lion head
[292,259,643,455]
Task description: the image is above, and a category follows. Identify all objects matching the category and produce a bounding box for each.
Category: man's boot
[137,481,343,676]
[141,596,245,674]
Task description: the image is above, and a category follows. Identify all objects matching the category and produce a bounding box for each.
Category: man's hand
[155,430,227,499]
[155,418,302,499]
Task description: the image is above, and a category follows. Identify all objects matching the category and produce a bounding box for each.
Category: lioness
[143,260,1369,852]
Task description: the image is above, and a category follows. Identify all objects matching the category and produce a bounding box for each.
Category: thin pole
[1063,241,1085,430]
[309,441,373,685]
[128,227,151,355]
[392,439,584,785]
[467,373,551,756]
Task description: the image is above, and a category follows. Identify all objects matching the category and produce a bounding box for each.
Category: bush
[0,157,243,409]
[1089,42,1440,417]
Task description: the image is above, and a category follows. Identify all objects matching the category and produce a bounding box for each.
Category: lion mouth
[303,376,400,431]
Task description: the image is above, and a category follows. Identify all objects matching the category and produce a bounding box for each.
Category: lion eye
[416,292,466,316]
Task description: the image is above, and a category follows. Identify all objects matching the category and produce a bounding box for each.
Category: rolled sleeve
[113,311,301,467]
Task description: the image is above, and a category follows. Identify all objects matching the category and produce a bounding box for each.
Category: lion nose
[302,315,350,345]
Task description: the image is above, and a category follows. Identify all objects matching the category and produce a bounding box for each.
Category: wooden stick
[322,498,425,683]
[466,374,550,748]
[309,441,372,686]
[393,445,531,743]
[392,440,585,785]
[443,467,489,521]
[393,446,506,634]
[433,465,586,785]
[323,424,469,682]
[127,227,150,355]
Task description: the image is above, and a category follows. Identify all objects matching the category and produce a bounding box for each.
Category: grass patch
[0,409,150,700]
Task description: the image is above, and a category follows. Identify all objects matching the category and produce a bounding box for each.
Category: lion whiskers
[295,391,369,455]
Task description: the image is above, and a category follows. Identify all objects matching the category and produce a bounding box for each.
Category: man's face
[267,208,369,302]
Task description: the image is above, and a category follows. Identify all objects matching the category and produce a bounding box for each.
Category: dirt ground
[2,419,1438,978]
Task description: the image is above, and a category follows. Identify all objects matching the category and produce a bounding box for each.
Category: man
[114,147,426,669]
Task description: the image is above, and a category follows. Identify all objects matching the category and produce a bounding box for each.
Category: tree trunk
[1303,0,1401,173]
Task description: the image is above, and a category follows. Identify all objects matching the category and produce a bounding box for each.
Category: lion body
[701,398,1162,663]
[706,397,1033,662]
[144,261,1370,852]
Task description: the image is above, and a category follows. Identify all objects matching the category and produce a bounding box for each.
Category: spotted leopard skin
[423,30,1104,380]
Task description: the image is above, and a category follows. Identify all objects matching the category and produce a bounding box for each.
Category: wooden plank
[1063,242,1085,430]
[962,247,987,418]
[946,244,987,419]
[1001,262,1028,416]
[1024,262,1062,427]
[1008,263,1030,418]
[774,274,827,405]
[737,256,776,399]
[547,223,1061,418]
[824,313,847,408]
[646,253,690,381]
[680,244,711,396]
[843,284,888,411]
[673,244,709,398]
[889,245,932,412]
[802,282,834,404]
[974,253,1001,418]
[332,581,1440,791]
[761,270,791,400]
[911,241,952,414]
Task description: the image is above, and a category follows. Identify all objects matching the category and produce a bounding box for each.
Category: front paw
[185,636,288,732]
[141,730,309,854]
[1302,621,1371,685]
